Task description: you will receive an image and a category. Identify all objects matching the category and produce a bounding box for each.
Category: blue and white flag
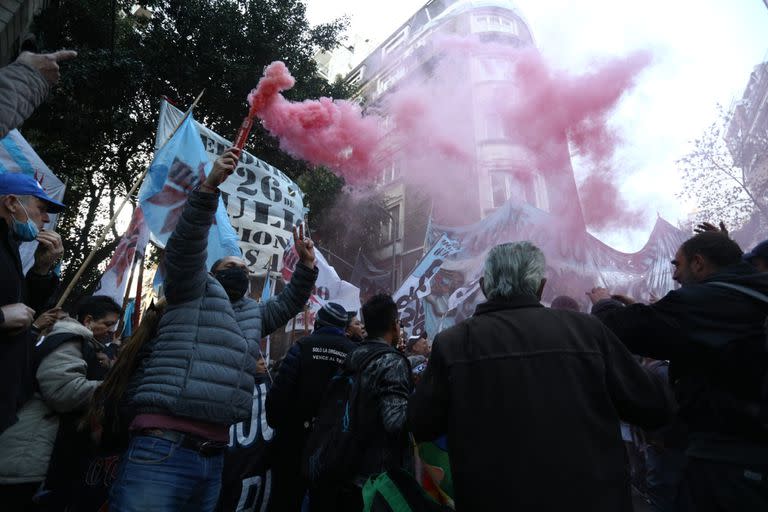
[0,130,66,273]
[139,114,241,271]
[393,234,460,338]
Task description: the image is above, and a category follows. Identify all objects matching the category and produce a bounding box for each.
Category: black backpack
[302,343,400,486]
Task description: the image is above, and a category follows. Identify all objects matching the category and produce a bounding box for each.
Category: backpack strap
[708,281,768,306]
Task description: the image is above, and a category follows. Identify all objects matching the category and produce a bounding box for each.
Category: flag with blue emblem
[139,114,241,272]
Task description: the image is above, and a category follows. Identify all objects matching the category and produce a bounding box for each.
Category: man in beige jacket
[0,295,120,510]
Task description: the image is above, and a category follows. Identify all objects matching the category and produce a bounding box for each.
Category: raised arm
[259,224,318,335]
[164,149,239,304]
[0,51,76,138]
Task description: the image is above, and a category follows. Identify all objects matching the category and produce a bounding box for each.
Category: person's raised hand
[586,287,612,305]
[33,230,64,274]
[694,221,728,237]
[203,147,241,191]
[17,50,77,84]
[32,307,67,332]
[0,303,35,331]
[293,224,316,269]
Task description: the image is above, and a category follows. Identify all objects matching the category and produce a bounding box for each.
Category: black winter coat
[592,262,768,464]
[266,326,357,434]
[408,297,674,512]
[0,219,58,433]
[348,339,412,481]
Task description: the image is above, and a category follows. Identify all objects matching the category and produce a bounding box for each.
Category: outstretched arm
[164,149,239,304]
[259,225,318,335]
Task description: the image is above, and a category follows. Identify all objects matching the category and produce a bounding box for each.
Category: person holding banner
[109,148,318,512]
[0,173,65,436]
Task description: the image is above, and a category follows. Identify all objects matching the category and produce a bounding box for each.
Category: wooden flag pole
[56,90,205,307]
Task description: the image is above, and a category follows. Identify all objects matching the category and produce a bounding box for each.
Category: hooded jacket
[0,318,98,484]
[0,218,60,434]
[125,190,317,426]
[592,262,768,464]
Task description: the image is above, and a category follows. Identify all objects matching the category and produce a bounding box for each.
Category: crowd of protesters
[2,49,768,512]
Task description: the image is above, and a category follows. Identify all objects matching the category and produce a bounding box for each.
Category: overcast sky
[306,0,768,251]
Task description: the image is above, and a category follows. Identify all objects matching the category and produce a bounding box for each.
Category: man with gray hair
[408,241,674,512]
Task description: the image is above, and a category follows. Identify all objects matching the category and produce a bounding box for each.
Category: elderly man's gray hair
[482,242,546,300]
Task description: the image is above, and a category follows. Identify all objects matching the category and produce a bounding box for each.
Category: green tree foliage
[21,0,349,305]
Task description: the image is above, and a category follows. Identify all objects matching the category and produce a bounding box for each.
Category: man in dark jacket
[588,231,768,511]
[311,294,412,512]
[0,173,65,434]
[109,149,318,512]
[408,241,674,512]
[265,302,357,511]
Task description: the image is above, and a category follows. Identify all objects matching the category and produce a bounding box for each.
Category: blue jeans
[109,435,224,512]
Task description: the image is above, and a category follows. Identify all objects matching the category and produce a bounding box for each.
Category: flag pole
[56,90,205,308]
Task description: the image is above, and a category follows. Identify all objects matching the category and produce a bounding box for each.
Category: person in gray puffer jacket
[110,148,318,512]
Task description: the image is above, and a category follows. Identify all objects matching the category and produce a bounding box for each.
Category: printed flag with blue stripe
[138,114,241,271]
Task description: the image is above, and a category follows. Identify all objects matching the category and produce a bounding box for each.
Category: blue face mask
[11,199,39,242]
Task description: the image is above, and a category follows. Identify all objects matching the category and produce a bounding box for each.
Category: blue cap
[743,240,768,262]
[0,173,65,213]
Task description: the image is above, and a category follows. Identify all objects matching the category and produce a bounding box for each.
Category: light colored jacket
[0,61,49,139]
[0,319,98,484]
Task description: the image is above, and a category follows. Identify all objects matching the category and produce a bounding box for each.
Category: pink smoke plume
[497,47,653,229]
[247,61,384,184]
[249,41,651,230]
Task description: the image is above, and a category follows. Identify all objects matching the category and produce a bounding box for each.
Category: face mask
[11,199,39,242]
[215,267,250,301]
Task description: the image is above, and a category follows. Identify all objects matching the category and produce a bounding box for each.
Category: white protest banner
[156,100,306,274]
[393,234,460,338]
[282,244,361,333]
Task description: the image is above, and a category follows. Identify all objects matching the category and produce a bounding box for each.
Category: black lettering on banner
[272,235,289,251]
[253,201,270,225]
[282,208,295,232]
[260,176,283,203]
[221,192,247,220]
[252,231,272,246]
[237,167,259,196]
[244,248,260,268]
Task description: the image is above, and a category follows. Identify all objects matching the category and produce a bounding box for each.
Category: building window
[380,204,401,244]
[383,28,409,56]
[490,170,550,211]
[491,172,508,208]
[472,14,519,35]
[479,114,505,140]
[533,173,549,212]
[473,56,514,81]
[348,67,365,86]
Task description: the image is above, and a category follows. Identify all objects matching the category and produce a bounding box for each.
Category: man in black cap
[743,239,768,272]
[266,302,357,511]
[0,173,65,434]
